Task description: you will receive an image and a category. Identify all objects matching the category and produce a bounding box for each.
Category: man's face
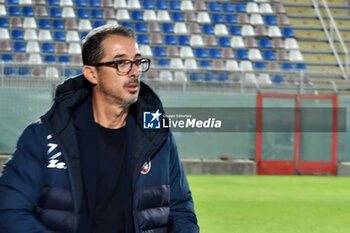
[93,34,142,107]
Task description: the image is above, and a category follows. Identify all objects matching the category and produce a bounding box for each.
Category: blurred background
[1,0,350,175]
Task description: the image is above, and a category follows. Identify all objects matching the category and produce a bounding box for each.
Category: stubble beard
[121,77,140,108]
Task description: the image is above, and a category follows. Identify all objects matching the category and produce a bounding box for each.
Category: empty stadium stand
[0,0,349,91]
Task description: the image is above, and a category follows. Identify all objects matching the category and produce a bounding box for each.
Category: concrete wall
[181,159,256,175]
[338,163,350,176]
[0,155,10,173]
[2,153,350,176]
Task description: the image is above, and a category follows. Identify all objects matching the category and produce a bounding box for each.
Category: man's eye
[115,60,126,65]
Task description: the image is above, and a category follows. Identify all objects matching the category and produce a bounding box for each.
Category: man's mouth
[127,83,139,92]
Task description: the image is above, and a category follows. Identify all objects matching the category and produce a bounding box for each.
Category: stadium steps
[299,42,350,53]
[289,18,350,30]
[280,0,348,8]
[282,0,350,78]
[285,7,350,19]
[307,65,341,72]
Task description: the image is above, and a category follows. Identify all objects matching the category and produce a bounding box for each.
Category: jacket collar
[43,74,168,136]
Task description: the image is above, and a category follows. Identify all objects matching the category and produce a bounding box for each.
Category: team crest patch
[141,160,151,174]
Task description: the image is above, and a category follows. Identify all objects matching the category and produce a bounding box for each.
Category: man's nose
[128,62,140,77]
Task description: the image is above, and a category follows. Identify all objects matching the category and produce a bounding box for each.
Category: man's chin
[122,96,138,108]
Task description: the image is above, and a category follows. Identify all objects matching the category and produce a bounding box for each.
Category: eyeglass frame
[87,58,151,75]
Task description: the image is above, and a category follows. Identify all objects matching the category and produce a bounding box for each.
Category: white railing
[312,0,349,79]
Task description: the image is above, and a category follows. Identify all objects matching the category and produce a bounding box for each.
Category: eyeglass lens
[117,59,150,74]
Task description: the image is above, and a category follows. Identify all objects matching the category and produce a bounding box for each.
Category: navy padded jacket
[0,75,199,233]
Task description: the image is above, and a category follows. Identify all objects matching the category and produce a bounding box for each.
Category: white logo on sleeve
[46,134,67,169]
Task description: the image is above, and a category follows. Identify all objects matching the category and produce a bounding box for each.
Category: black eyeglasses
[88,58,151,74]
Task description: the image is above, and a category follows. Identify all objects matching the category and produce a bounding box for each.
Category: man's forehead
[102,35,140,57]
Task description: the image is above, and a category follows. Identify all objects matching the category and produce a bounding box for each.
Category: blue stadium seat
[4,67,16,76]
[11,29,24,40]
[296,63,307,71]
[208,48,221,58]
[80,32,89,41]
[163,34,177,45]
[135,22,147,32]
[8,6,20,16]
[171,12,184,22]
[38,19,51,29]
[272,74,285,83]
[61,68,74,77]
[235,3,247,13]
[58,55,70,63]
[161,23,174,33]
[281,62,293,71]
[153,46,166,57]
[120,22,133,30]
[198,60,211,69]
[44,55,56,63]
[178,35,190,46]
[258,37,271,49]
[76,8,89,18]
[142,0,154,9]
[225,14,237,24]
[155,0,168,9]
[0,18,9,28]
[222,2,235,12]
[235,49,249,60]
[228,25,241,35]
[13,41,25,52]
[1,54,13,62]
[189,72,202,81]
[264,15,277,25]
[169,0,180,10]
[47,0,60,5]
[216,73,229,82]
[217,37,230,47]
[41,42,54,53]
[211,13,224,23]
[18,67,30,76]
[194,48,208,58]
[88,0,100,7]
[262,50,276,60]
[6,0,19,4]
[93,21,104,28]
[76,69,83,75]
[52,19,64,29]
[22,6,34,17]
[156,58,169,67]
[91,9,103,19]
[254,62,266,70]
[49,8,62,17]
[74,0,87,6]
[282,27,295,38]
[208,2,221,12]
[137,34,149,44]
[202,24,214,35]
[53,31,66,41]
[131,10,143,21]
[204,72,215,81]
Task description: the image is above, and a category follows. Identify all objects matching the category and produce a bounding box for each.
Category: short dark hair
[81,24,136,66]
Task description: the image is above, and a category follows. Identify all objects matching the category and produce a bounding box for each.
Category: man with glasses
[0,25,199,233]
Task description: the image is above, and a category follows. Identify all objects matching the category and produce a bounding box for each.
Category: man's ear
[83,66,98,85]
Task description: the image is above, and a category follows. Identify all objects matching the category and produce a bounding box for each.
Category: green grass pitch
[187,175,350,233]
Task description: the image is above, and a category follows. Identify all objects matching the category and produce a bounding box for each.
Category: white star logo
[150,109,162,122]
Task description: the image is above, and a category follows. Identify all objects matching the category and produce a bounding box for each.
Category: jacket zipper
[132,133,167,233]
